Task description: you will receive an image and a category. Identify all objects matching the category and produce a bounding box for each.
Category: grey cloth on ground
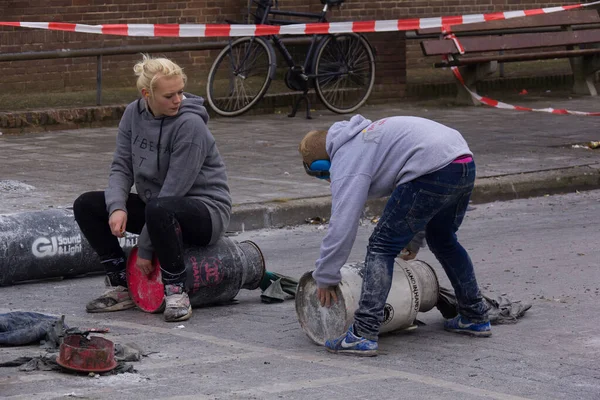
[436,286,532,324]
[0,355,135,374]
[114,342,146,362]
[0,355,59,371]
[261,272,299,303]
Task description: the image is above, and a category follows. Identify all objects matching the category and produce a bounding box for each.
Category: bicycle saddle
[321,0,345,5]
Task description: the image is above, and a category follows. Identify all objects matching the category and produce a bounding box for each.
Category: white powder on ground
[92,372,149,385]
[0,180,36,192]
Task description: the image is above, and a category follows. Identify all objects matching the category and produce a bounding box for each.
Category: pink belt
[452,155,473,164]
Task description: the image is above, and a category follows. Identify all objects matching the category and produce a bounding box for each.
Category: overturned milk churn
[295,259,440,345]
[127,236,266,312]
[0,209,137,286]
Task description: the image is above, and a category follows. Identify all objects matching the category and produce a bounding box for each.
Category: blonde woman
[73,55,231,322]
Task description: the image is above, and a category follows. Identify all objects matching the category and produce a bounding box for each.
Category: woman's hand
[136,256,155,276]
[317,286,339,308]
[109,210,128,237]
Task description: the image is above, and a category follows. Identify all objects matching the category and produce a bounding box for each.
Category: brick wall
[0,0,581,105]
[0,0,247,97]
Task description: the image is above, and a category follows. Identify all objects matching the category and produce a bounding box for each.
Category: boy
[299,114,490,357]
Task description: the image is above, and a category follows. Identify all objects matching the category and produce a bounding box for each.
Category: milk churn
[295,258,440,345]
[127,236,266,311]
[0,209,137,286]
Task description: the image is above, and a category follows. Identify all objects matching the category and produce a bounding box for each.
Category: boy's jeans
[353,160,488,340]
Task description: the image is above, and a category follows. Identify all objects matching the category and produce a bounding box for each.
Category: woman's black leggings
[73,191,212,284]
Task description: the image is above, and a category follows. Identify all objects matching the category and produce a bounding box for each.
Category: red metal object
[57,335,117,373]
[126,247,165,313]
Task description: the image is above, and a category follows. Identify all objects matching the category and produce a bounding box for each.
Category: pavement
[1,93,600,230]
[1,190,600,399]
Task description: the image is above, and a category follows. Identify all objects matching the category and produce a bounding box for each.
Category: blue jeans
[353,160,488,340]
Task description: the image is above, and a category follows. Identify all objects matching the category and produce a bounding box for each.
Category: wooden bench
[412,9,600,104]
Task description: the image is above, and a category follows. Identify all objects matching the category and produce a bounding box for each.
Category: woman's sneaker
[325,325,378,356]
[444,315,492,337]
[164,284,192,322]
[86,277,135,313]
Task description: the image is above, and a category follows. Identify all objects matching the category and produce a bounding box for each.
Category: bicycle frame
[254,0,332,73]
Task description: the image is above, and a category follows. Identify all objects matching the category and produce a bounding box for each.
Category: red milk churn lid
[126,246,165,313]
[57,334,117,373]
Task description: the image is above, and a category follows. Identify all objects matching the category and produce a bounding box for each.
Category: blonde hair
[133,54,187,96]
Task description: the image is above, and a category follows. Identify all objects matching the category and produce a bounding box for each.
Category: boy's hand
[317,286,339,308]
[400,248,417,261]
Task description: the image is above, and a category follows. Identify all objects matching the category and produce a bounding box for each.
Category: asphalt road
[1,190,599,399]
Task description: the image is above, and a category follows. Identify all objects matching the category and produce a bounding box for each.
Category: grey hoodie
[313,114,472,288]
[105,93,231,260]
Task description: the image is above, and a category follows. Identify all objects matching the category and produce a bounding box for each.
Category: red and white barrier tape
[1,2,599,37]
[450,66,600,116]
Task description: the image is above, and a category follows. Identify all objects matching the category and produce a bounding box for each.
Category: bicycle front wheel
[207,37,275,117]
[313,33,375,114]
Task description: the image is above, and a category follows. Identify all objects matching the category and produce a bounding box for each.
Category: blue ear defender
[303,159,331,179]
[310,160,331,171]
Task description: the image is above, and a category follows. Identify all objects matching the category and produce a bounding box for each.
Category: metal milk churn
[295,258,440,345]
[183,238,265,306]
[0,209,137,286]
[127,236,266,311]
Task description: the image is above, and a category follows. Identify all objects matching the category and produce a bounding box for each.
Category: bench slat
[417,9,600,35]
[422,29,600,55]
[433,47,600,67]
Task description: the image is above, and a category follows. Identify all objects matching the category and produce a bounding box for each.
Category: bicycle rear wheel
[313,33,375,114]
[207,37,275,117]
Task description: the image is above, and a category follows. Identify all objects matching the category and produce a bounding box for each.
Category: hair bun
[133,63,144,76]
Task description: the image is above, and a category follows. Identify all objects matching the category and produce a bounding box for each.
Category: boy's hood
[326,114,372,158]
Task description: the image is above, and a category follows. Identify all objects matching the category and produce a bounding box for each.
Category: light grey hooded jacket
[105,93,231,260]
[313,114,472,288]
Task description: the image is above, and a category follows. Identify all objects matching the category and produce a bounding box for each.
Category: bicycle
[206,0,376,119]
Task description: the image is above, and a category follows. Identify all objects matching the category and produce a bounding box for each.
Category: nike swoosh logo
[340,338,354,348]
[457,319,473,329]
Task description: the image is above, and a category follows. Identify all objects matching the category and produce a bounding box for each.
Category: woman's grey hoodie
[313,114,472,288]
[105,93,231,260]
